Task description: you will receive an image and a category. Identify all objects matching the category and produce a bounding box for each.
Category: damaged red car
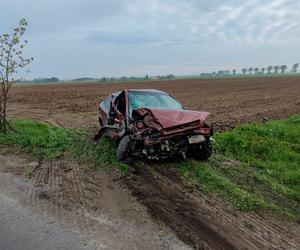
[94,89,214,162]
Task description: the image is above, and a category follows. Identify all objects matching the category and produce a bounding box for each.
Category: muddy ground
[0,146,189,249]
[2,77,300,249]
[1,147,299,250]
[126,164,300,249]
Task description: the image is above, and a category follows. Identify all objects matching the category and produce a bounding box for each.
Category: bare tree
[273,66,279,74]
[232,69,236,76]
[261,67,265,74]
[0,19,33,133]
[254,68,259,75]
[280,65,287,74]
[292,63,299,73]
[267,66,273,74]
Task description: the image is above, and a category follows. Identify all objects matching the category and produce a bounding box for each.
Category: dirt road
[0,193,93,250]
[0,147,190,250]
[8,76,300,131]
[1,147,299,250]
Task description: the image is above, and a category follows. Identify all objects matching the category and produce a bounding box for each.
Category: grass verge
[0,119,128,172]
[172,114,300,220]
[0,115,299,220]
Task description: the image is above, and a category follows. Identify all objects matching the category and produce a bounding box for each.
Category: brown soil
[3,77,300,249]
[8,76,300,131]
[1,146,299,249]
[0,146,189,249]
[126,164,300,249]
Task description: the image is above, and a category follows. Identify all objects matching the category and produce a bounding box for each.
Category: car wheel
[192,139,212,161]
[117,135,132,163]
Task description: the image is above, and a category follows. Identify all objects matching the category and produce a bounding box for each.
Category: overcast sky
[1,0,300,79]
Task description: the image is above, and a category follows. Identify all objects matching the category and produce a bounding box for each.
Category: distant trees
[273,66,279,74]
[71,77,95,82]
[267,66,273,74]
[280,65,287,74]
[199,63,298,78]
[32,77,59,83]
[292,63,299,73]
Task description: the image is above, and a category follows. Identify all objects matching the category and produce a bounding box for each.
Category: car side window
[103,96,111,111]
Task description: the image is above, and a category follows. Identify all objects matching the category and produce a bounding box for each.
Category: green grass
[0,115,299,220]
[0,119,128,172]
[171,114,300,220]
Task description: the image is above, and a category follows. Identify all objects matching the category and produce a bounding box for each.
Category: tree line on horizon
[18,74,176,83]
[201,63,299,77]
[17,63,300,83]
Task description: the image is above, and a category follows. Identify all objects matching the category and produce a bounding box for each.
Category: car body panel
[132,108,209,131]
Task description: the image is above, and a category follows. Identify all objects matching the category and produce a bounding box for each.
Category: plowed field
[8,76,300,131]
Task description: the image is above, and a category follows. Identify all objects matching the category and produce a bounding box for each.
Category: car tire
[117,135,132,163]
[192,139,212,161]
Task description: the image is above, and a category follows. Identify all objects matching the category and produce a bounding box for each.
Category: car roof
[110,89,168,98]
[127,89,168,94]
[111,91,121,97]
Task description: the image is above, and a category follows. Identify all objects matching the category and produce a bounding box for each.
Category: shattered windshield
[129,91,184,115]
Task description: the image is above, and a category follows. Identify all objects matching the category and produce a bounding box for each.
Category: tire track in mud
[125,164,299,250]
[27,161,65,221]
[125,165,236,250]
[27,158,112,234]
[240,214,298,249]
[67,158,89,233]
[28,159,91,232]
[27,161,49,209]
[27,158,111,235]
[50,162,65,223]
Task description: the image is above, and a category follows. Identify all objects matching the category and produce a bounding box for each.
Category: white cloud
[1,0,300,78]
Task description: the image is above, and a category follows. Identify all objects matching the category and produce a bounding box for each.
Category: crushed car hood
[133,108,209,130]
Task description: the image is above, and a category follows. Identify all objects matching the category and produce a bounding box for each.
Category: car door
[99,95,112,126]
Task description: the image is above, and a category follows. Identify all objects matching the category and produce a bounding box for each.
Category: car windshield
[128,91,184,115]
